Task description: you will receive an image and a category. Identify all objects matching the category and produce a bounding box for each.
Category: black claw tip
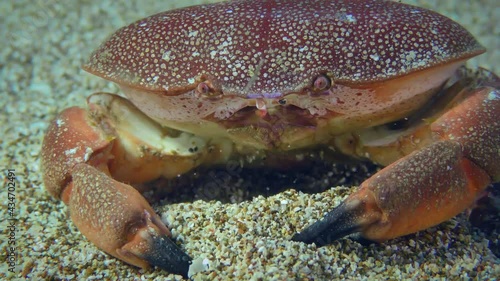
[291,202,361,246]
[141,234,192,278]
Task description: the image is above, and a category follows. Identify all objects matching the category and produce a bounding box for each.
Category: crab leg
[293,85,500,245]
[41,93,224,277]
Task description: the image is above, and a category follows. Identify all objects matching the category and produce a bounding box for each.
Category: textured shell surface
[85,0,483,98]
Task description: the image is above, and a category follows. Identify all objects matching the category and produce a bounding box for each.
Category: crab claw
[291,201,366,246]
[294,86,499,245]
[291,199,377,246]
[68,164,192,278]
[293,141,492,245]
[41,100,197,278]
[126,222,193,277]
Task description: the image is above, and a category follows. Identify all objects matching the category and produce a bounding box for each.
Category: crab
[41,0,499,278]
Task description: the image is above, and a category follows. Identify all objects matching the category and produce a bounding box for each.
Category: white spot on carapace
[345,14,356,23]
[370,54,380,61]
[162,50,172,61]
[65,147,78,156]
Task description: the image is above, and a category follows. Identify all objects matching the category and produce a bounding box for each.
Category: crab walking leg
[293,86,500,245]
[41,93,222,277]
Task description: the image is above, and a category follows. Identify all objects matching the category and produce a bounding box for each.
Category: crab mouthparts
[255,98,268,117]
[221,97,319,131]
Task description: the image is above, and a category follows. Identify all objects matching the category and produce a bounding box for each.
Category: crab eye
[196,82,210,95]
[313,75,331,91]
[195,81,222,99]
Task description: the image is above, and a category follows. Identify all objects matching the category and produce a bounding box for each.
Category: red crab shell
[84,0,484,129]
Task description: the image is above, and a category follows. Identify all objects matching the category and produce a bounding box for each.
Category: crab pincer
[293,85,500,245]
[42,104,193,277]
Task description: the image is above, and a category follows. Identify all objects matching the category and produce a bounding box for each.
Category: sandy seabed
[1,0,499,280]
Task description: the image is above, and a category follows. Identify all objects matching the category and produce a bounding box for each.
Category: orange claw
[293,86,499,245]
[41,104,192,278]
[69,164,192,276]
